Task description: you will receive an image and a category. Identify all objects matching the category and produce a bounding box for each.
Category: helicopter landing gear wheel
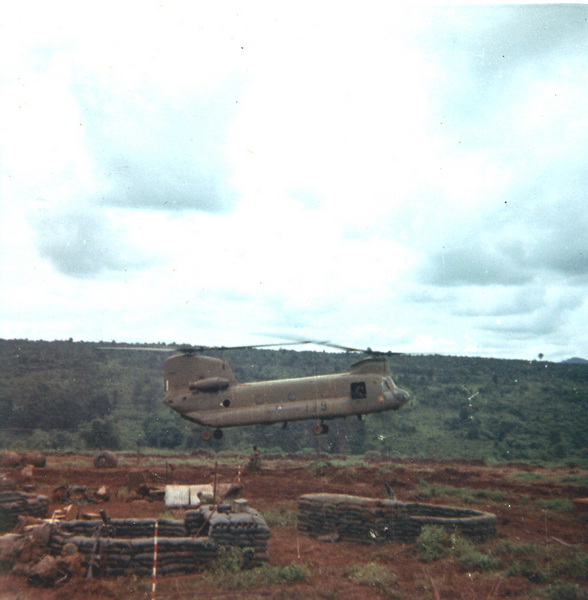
[213,428,223,440]
[201,429,212,442]
[313,421,329,436]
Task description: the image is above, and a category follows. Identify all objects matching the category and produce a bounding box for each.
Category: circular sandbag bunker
[298,493,496,544]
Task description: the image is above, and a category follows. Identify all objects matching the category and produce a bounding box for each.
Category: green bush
[80,418,121,450]
[535,498,574,513]
[553,548,588,582]
[279,563,310,583]
[208,548,309,589]
[210,563,310,590]
[473,489,507,501]
[494,539,539,557]
[346,562,396,588]
[506,559,549,584]
[415,526,450,562]
[451,535,501,571]
[532,581,588,600]
[262,506,297,528]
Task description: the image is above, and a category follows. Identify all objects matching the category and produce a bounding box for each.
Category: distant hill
[561,357,588,364]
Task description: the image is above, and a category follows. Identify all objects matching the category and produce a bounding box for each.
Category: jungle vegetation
[0,338,587,462]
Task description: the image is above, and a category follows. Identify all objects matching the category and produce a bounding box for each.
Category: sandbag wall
[186,505,271,566]
[0,492,50,531]
[48,507,271,576]
[50,530,218,576]
[298,493,496,544]
[55,518,187,539]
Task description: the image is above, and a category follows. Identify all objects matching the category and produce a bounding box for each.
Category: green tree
[142,413,184,449]
[80,418,121,450]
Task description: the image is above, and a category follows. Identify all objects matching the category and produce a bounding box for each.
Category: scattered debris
[52,485,110,506]
[94,486,110,502]
[127,470,146,489]
[20,464,35,481]
[164,483,242,508]
[0,474,16,492]
[51,505,76,522]
[3,523,83,587]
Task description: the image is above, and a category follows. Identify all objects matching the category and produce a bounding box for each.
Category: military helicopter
[158,340,410,441]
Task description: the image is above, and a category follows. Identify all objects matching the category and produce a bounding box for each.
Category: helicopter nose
[163,394,181,410]
[396,389,410,407]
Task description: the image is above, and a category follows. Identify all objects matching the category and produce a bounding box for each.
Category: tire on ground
[93,451,118,469]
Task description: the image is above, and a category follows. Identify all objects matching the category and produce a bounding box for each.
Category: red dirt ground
[1,453,587,599]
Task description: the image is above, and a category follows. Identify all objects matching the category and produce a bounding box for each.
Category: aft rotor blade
[293,340,404,356]
[210,341,316,350]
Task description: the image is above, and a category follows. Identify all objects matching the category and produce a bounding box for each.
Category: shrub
[535,498,574,513]
[532,581,588,600]
[263,506,297,528]
[473,489,507,501]
[553,548,588,582]
[451,535,501,571]
[209,548,310,589]
[346,562,396,588]
[494,539,539,557]
[305,459,332,474]
[80,418,121,450]
[506,559,549,584]
[415,526,449,562]
[211,563,310,589]
[279,563,310,583]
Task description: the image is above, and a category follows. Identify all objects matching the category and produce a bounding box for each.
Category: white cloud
[1,4,588,361]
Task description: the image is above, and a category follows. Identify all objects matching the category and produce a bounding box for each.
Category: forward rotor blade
[99,340,317,355]
[99,346,174,352]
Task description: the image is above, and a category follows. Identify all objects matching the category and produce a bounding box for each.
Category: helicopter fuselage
[162,354,410,431]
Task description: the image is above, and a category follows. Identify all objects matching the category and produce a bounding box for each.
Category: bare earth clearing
[1,452,587,599]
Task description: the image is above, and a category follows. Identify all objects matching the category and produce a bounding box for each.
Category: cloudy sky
[1,2,587,361]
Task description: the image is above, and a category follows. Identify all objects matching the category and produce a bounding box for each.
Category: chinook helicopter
[159,341,410,441]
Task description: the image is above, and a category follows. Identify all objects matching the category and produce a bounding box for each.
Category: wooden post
[213,460,218,504]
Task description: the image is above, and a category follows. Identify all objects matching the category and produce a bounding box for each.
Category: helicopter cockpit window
[350,381,367,400]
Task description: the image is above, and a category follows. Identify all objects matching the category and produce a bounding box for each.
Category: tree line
[0,338,587,462]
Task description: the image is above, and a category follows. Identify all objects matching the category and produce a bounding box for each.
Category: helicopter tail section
[349,357,390,375]
[164,354,237,392]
